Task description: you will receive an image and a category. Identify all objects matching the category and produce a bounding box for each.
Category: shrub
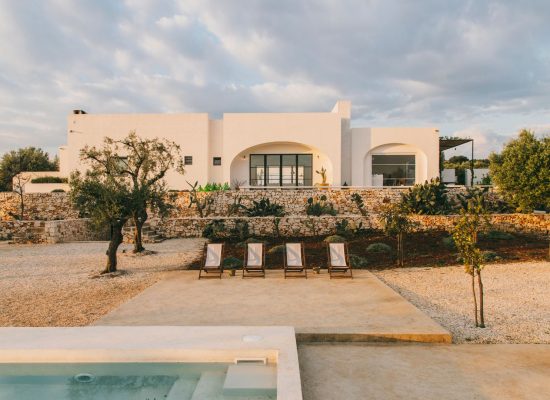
[202,219,226,240]
[229,219,249,241]
[366,242,392,253]
[244,198,285,217]
[31,176,68,184]
[455,187,512,214]
[349,254,369,268]
[335,219,367,238]
[198,182,230,192]
[51,189,65,193]
[401,177,451,215]
[482,251,500,262]
[481,230,514,240]
[267,244,285,254]
[223,257,243,269]
[323,234,346,243]
[441,236,456,250]
[351,193,368,216]
[306,195,337,216]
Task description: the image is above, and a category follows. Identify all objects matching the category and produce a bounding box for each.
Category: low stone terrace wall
[142,213,549,240]
[1,187,475,221]
[0,219,108,243]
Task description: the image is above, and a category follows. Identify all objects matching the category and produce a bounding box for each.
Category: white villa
[52,100,440,190]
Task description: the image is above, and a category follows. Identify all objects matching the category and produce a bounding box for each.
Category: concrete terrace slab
[299,343,550,400]
[96,270,451,343]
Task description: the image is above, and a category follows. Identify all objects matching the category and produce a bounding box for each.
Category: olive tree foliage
[489,130,549,212]
[452,196,489,328]
[79,132,184,254]
[378,203,416,267]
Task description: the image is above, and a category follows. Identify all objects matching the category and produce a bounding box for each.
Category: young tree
[489,130,549,212]
[70,170,133,274]
[0,147,57,191]
[12,172,31,220]
[378,203,415,266]
[81,132,184,253]
[452,196,489,327]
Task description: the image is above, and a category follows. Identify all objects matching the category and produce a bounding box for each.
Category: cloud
[0,0,549,158]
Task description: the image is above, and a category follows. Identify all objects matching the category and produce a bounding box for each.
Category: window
[213,157,222,166]
[372,154,415,186]
[249,154,313,186]
[184,156,193,165]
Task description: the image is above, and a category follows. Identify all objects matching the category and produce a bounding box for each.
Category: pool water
[0,362,277,400]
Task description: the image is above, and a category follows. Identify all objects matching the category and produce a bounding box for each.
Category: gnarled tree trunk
[132,211,147,253]
[104,221,125,274]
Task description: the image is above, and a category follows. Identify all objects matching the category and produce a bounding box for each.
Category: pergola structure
[439,137,474,186]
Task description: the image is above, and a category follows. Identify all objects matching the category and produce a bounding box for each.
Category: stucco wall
[65,113,210,190]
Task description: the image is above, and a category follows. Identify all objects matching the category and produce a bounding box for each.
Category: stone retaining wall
[138,213,549,240]
[1,187,475,221]
[0,219,108,243]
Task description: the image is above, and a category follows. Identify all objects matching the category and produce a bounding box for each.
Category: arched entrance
[230,142,334,187]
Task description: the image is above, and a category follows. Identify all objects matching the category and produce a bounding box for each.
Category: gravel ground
[0,239,205,327]
[375,261,550,344]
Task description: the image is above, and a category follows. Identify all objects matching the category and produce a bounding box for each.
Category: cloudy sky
[0,0,549,159]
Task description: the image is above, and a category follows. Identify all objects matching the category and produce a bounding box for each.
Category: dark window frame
[371,153,416,186]
[213,157,222,166]
[249,153,313,187]
[184,156,193,165]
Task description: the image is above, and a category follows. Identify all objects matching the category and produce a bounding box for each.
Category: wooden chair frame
[326,242,353,279]
[199,242,224,279]
[242,242,266,278]
[284,242,307,279]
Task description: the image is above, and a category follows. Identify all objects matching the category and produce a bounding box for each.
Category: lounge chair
[326,242,353,279]
[242,242,266,278]
[199,243,224,279]
[284,243,307,279]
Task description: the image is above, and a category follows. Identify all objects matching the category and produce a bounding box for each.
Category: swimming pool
[0,326,302,400]
[0,362,276,399]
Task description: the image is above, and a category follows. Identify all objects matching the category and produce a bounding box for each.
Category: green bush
[455,187,512,214]
[366,242,392,253]
[441,236,456,250]
[244,198,285,217]
[223,256,243,269]
[51,189,65,193]
[31,176,68,184]
[198,182,230,192]
[229,219,249,241]
[349,254,368,268]
[401,178,451,215]
[323,234,346,243]
[481,230,514,240]
[482,251,500,262]
[306,195,337,216]
[202,220,226,240]
[267,244,285,254]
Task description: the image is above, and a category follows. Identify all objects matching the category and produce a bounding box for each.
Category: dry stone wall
[135,213,549,240]
[0,192,78,221]
[0,219,108,243]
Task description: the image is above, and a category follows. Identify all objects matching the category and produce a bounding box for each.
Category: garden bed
[188,230,547,270]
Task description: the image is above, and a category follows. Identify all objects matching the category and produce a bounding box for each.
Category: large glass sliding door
[372,154,415,186]
[250,154,312,186]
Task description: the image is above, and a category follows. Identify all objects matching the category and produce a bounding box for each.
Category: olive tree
[81,132,184,253]
[70,170,133,274]
[489,130,549,212]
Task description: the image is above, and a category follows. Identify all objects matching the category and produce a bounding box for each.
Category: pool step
[223,364,277,397]
[190,371,225,399]
[166,377,196,400]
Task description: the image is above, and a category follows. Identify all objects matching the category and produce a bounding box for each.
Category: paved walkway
[96,269,450,343]
[299,343,550,400]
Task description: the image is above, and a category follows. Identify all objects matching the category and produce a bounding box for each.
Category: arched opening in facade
[230,142,334,187]
[364,143,428,186]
